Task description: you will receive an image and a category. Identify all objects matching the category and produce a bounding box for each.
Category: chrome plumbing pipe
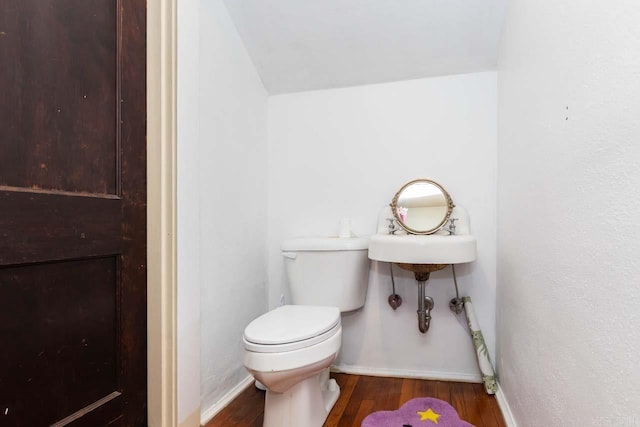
[416,276,434,333]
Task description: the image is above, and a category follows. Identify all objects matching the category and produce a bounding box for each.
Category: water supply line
[387,263,402,310]
[449,264,465,314]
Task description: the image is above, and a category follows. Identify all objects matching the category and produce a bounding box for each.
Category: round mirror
[390,179,454,235]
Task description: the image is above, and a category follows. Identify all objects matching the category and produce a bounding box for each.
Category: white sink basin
[368,234,477,265]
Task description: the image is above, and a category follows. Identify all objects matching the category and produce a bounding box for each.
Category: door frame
[148,0,178,425]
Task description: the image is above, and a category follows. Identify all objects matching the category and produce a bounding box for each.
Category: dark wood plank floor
[204,374,506,427]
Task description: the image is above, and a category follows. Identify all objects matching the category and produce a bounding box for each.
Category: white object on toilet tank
[281,237,370,312]
[338,218,352,238]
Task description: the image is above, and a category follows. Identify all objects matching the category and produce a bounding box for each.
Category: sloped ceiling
[222,0,508,94]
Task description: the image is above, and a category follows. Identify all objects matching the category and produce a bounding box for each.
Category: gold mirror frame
[390,178,455,235]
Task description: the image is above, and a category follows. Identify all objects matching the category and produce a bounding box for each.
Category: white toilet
[243,236,370,427]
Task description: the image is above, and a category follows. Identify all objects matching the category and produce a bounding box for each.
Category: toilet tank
[281,237,370,312]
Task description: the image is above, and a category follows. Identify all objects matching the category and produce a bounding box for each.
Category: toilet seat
[243,325,342,373]
[243,305,341,353]
[244,322,341,353]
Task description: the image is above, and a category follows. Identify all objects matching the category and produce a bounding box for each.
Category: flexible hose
[452,264,460,299]
[449,264,465,314]
[390,262,397,296]
[388,263,402,310]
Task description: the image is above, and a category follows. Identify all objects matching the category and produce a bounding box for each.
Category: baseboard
[495,383,517,427]
[200,375,255,426]
[178,410,201,427]
[331,364,483,383]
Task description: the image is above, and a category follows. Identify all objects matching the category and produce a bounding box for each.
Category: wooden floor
[205,374,506,427]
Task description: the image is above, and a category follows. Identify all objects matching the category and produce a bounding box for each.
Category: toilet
[243,236,370,427]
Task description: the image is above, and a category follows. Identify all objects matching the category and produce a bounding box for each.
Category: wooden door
[0,0,147,425]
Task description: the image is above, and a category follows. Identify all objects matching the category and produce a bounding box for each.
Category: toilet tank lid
[281,236,369,252]
[244,305,340,345]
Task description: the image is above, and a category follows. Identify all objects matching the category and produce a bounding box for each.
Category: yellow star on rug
[417,408,441,424]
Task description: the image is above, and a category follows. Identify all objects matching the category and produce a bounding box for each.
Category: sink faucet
[386,218,401,235]
[442,218,458,235]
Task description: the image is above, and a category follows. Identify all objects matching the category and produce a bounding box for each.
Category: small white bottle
[339,218,352,238]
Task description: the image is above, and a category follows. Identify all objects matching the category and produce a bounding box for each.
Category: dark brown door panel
[0,0,147,425]
[0,258,120,426]
[0,0,118,195]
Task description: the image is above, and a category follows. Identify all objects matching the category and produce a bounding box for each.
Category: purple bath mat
[361,397,474,427]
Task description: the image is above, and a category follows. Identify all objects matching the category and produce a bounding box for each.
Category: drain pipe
[415,272,434,333]
[391,264,448,333]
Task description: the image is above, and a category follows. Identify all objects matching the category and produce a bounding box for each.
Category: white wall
[497,1,640,425]
[267,72,497,379]
[198,0,268,416]
[177,1,268,424]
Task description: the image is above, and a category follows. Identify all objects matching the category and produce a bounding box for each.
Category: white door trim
[147,0,178,425]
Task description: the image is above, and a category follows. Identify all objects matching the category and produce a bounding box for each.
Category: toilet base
[263,368,340,427]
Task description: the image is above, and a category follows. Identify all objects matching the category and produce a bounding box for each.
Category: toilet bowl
[242,236,370,427]
[243,305,342,427]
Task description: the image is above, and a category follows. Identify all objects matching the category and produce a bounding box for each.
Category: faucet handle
[386,218,399,234]
[443,217,458,235]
